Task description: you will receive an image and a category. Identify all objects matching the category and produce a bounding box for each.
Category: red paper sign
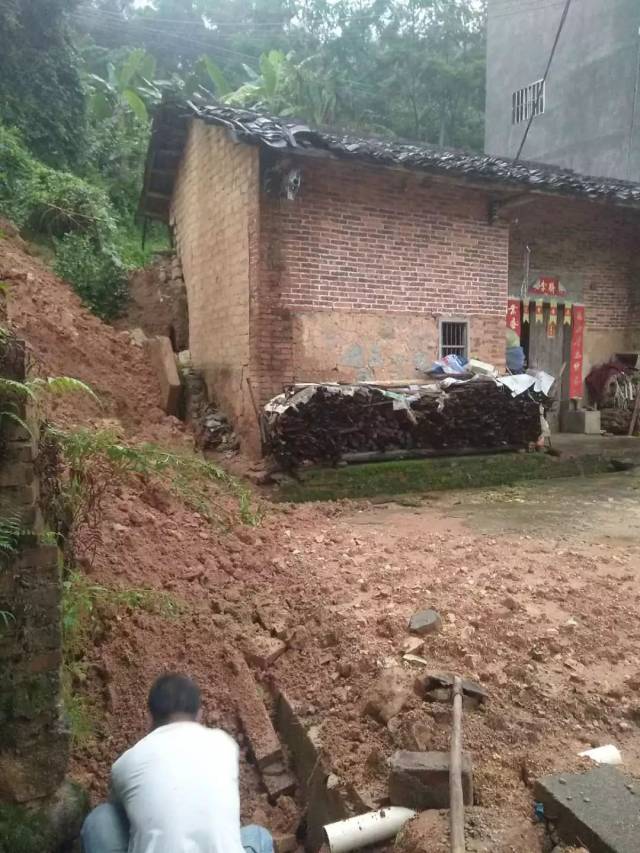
[506,298,521,337]
[569,305,585,398]
[529,276,567,297]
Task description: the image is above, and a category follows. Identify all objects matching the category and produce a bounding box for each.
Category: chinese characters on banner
[506,298,521,338]
[563,302,572,325]
[522,299,531,324]
[529,276,567,297]
[535,300,544,323]
[547,300,558,339]
[569,305,585,399]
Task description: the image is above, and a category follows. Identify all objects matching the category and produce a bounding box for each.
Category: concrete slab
[146,335,181,415]
[390,750,473,810]
[226,649,283,770]
[535,766,640,853]
[275,691,352,851]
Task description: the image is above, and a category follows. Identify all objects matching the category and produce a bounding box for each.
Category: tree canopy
[73,0,487,149]
[0,0,487,321]
[0,0,86,167]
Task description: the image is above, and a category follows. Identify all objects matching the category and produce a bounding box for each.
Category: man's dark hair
[148,673,201,727]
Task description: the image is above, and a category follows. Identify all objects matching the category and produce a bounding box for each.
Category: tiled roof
[190,103,640,206]
[139,101,640,220]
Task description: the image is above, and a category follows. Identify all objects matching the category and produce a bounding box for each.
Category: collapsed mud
[3,226,640,850]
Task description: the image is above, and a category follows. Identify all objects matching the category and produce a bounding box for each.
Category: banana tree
[85,48,162,124]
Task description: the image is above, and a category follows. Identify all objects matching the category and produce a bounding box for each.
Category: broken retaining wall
[0,338,86,850]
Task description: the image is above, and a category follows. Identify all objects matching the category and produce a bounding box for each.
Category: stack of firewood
[264,380,547,468]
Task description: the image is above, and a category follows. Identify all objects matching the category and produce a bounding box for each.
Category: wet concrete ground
[440,470,640,543]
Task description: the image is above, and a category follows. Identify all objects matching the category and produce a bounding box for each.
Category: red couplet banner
[569,305,585,399]
[506,298,521,338]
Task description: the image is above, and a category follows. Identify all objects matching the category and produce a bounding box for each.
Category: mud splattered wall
[171,122,260,449]
[257,157,509,401]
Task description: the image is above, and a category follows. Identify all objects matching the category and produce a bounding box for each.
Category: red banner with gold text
[569,305,585,399]
[506,298,521,338]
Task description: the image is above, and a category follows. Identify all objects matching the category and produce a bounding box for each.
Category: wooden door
[523,303,569,431]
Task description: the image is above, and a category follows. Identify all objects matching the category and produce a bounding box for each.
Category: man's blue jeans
[81,803,275,853]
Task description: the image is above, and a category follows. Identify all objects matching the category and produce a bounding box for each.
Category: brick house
[141,104,640,452]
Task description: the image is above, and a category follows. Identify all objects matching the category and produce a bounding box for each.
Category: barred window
[440,320,468,359]
[512,79,545,124]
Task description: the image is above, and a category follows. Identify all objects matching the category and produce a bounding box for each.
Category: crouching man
[81,673,273,853]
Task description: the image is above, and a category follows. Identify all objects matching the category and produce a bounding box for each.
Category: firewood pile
[601,408,634,435]
[264,379,549,468]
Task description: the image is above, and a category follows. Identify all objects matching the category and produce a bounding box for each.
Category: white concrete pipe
[323,807,417,853]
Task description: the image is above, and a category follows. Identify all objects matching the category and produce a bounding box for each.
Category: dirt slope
[3,226,640,850]
[0,221,180,443]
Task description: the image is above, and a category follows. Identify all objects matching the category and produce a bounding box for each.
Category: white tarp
[497,370,555,397]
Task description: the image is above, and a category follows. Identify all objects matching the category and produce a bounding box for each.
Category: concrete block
[146,336,182,416]
[0,463,34,488]
[260,759,296,800]
[15,545,59,572]
[275,691,350,851]
[226,649,283,770]
[563,409,602,435]
[275,691,321,793]
[389,750,473,810]
[535,766,640,853]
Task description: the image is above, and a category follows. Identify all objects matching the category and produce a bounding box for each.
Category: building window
[440,320,468,359]
[512,79,545,125]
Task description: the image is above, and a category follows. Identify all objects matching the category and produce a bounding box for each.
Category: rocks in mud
[243,634,287,669]
[408,609,443,636]
[362,666,413,723]
[396,810,450,853]
[403,637,425,655]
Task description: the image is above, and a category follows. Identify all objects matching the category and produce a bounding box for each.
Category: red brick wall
[171,122,261,450]
[509,197,640,381]
[509,198,640,330]
[256,157,510,402]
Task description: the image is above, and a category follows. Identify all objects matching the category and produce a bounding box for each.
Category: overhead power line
[514,0,573,161]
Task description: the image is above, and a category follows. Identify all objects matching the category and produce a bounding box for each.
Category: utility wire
[626,26,640,180]
[73,0,568,29]
[514,0,573,161]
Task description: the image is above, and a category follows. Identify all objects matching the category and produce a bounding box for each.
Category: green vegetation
[276,452,620,502]
[0,0,85,169]
[0,0,486,323]
[53,427,258,531]
[0,360,99,435]
[0,802,50,853]
[62,565,182,745]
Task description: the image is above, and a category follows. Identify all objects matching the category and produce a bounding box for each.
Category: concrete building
[141,104,640,452]
[485,0,640,181]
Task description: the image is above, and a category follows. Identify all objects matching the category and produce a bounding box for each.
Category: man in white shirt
[81,673,274,853]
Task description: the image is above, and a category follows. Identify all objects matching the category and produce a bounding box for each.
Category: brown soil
[3,226,640,849]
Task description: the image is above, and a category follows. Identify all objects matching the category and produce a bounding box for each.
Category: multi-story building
[485,0,640,181]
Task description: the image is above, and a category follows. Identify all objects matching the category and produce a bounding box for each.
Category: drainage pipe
[324,807,416,853]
